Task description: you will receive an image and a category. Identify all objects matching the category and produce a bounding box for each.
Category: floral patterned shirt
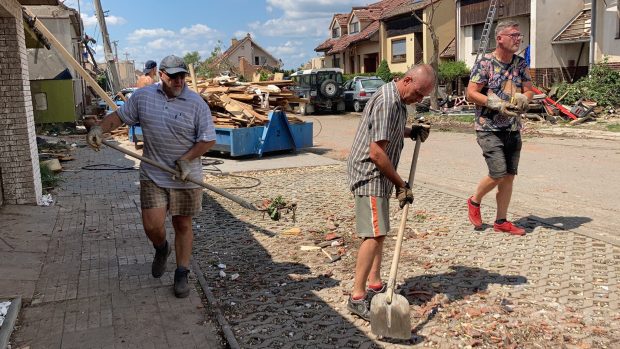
[470,53,531,131]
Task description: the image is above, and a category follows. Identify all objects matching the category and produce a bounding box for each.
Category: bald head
[396,64,436,104]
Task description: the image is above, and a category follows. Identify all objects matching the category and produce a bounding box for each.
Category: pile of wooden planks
[189,78,309,128]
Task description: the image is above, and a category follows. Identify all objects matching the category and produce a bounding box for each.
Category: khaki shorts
[355,195,390,238]
[140,180,203,216]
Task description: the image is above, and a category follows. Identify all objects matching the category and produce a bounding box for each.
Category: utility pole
[123,52,130,62]
[112,40,119,62]
[93,0,121,92]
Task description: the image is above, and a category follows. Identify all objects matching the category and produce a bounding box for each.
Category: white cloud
[105,15,127,26]
[267,41,303,56]
[180,24,216,36]
[128,28,176,42]
[248,0,367,38]
[81,13,97,27]
[233,31,255,40]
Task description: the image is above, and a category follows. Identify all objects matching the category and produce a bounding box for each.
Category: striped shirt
[347,81,407,197]
[117,83,216,189]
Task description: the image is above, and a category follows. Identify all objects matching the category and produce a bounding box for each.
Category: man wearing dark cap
[137,59,157,88]
[86,55,216,298]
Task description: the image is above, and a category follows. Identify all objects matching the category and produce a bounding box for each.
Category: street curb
[191,260,240,349]
[0,297,21,349]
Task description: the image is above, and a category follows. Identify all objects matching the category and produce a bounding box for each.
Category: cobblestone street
[195,164,620,348]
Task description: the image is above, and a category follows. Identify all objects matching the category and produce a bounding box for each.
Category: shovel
[369,136,422,339]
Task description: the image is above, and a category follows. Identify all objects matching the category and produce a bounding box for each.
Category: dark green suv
[290,68,345,115]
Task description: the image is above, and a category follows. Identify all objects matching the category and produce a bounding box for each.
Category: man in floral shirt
[466,20,533,236]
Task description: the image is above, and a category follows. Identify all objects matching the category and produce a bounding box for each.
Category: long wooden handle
[102,140,260,211]
[386,137,422,304]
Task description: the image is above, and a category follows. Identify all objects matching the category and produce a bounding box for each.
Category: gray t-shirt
[347,81,407,197]
[117,83,216,189]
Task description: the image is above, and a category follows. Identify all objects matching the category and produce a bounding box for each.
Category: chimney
[231,38,239,46]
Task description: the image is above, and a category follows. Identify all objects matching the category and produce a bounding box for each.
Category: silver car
[343,77,385,112]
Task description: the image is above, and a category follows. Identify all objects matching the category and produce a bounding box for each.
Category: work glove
[410,121,431,142]
[173,159,191,182]
[486,93,518,118]
[395,182,414,209]
[86,125,103,151]
[511,93,530,112]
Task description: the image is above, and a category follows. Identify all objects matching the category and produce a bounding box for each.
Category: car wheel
[320,79,338,98]
[353,100,362,112]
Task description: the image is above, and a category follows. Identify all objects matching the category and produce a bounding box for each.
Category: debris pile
[190,78,308,128]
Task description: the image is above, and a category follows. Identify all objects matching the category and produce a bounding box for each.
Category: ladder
[473,0,499,65]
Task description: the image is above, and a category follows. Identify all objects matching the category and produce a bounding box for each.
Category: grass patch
[451,114,475,123]
[40,164,62,190]
[606,124,620,132]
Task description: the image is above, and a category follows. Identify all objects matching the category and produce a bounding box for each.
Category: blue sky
[60,0,372,70]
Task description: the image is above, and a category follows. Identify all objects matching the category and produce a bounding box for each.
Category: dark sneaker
[366,283,386,302]
[347,295,370,321]
[151,241,171,278]
[494,221,526,236]
[174,267,190,298]
[467,197,482,228]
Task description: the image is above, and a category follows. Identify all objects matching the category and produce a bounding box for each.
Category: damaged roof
[315,0,409,54]
[552,8,591,44]
[439,37,456,58]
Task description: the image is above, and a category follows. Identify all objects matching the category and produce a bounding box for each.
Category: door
[363,53,378,73]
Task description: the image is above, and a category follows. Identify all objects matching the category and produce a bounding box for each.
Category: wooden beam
[188,63,198,93]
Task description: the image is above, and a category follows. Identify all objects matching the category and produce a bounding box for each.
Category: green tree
[183,51,201,67]
[438,60,469,84]
[377,59,392,82]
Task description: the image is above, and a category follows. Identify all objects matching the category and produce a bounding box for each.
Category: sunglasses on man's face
[162,71,187,80]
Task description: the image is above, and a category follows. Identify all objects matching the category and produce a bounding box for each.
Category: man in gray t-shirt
[345,65,435,320]
[87,55,216,298]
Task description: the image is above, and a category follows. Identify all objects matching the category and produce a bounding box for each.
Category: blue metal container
[128,110,313,157]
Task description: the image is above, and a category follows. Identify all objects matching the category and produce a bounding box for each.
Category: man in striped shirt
[346,64,435,320]
[87,55,216,298]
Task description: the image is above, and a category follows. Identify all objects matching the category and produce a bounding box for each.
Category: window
[332,27,340,38]
[350,21,359,34]
[472,22,497,53]
[391,39,406,63]
[333,56,340,68]
[255,56,260,65]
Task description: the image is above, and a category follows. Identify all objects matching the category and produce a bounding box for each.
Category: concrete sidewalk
[0,139,222,349]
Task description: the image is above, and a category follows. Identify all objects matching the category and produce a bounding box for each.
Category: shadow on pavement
[514,215,593,232]
[193,192,381,348]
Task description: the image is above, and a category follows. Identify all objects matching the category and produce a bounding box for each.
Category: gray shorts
[140,180,203,216]
[476,131,522,178]
[355,195,390,238]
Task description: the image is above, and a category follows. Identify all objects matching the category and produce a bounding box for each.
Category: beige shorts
[355,195,390,238]
[140,180,203,216]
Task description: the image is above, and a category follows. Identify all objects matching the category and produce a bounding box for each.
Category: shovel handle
[386,136,422,304]
[101,140,261,211]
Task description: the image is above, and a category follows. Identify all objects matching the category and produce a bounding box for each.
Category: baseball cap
[143,60,157,74]
[159,55,188,75]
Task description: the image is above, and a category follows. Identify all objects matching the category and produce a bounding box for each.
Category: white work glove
[511,93,530,112]
[86,125,103,151]
[486,93,518,118]
[173,159,191,182]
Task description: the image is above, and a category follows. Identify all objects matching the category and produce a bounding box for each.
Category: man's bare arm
[98,111,123,133]
[179,140,216,161]
[369,140,406,188]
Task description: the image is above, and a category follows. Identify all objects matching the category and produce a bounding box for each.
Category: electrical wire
[81,164,138,171]
[201,157,262,190]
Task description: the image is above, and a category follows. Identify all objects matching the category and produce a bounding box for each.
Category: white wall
[532,0,587,69]
[595,0,620,62]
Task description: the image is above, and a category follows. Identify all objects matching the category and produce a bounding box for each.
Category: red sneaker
[467,197,482,228]
[493,221,526,236]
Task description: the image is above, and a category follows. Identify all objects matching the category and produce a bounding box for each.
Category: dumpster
[128,110,312,157]
[211,110,313,157]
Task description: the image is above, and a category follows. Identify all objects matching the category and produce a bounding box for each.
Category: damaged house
[210,33,282,80]
[456,0,620,87]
